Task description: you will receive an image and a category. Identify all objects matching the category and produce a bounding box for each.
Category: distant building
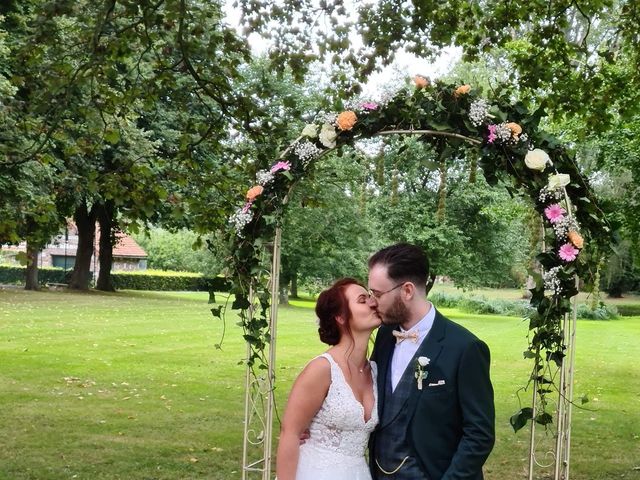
[1,221,147,277]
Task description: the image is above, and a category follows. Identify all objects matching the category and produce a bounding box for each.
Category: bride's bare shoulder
[292,354,330,385]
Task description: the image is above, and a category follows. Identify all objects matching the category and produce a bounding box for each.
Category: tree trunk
[96,201,116,292]
[436,159,447,223]
[279,285,289,306]
[290,273,298,299]
[521,210,543,299]
[24,241,40,291]
[68,203,97,290]
[590,257,604,310]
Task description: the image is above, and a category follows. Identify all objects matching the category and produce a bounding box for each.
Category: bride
[276,278,381,480]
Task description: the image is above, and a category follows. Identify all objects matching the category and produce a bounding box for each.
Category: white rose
[319,123,337,148]
[524,149,550,172]
[548,173,571,189]
[301,123,318,138]
[417,356,430,367]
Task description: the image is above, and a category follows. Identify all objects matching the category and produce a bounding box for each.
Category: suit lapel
[375,326,395,418]
[404,310,447,419]
[380,310,448,427]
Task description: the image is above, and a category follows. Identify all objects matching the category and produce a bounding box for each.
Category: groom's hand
[298,428,310,445]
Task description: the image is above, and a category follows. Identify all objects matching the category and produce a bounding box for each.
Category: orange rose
[336,111,357,131]
[506,122,522,136]
[246,185,264,201]
[454,84,471,96]
[567,230,584,249]
[414,75,429,89]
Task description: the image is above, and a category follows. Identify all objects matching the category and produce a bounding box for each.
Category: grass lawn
[1,287,639,479]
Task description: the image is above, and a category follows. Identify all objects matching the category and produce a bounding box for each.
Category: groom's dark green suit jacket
[369,309,495,480]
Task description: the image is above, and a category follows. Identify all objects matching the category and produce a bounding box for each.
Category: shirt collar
[399,302,435,337]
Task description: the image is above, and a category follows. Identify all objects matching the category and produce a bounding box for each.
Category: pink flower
[487,124,497,144]
[270,161,291,173]
[241,201,252,213]
[361,102,379,111]
[559,243,579,262]
[544,204,566,223]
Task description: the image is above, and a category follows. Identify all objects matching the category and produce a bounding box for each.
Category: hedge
[430,290,622,319]
[616,304,640,317]
[111,270,230,292]
[0,266,230,292]
[0,265,68,285]
[430,291,533,317]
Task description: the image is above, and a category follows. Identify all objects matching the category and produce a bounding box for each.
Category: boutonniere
[415,356,430,390]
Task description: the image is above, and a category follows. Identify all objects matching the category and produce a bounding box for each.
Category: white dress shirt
[390,303,436,391]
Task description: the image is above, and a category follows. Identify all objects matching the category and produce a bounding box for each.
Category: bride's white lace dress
[295,352,378,480]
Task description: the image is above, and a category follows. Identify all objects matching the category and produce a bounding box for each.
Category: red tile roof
[113,232,147,258]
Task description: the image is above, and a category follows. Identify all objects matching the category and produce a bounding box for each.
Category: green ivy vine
[219,78,611,426]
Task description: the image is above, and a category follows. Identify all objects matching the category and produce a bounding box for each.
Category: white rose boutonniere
[548,173,571,189]
[524,149,550,172]
[415,356,430,390]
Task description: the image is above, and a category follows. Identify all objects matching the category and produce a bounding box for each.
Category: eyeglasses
[368,283,404,299]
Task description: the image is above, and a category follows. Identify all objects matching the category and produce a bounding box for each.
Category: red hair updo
[315,277,362,346]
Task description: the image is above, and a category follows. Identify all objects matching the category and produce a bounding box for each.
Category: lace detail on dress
[302,353,378,466]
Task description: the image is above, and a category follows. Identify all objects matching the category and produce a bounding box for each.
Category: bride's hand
[299,428,310,445]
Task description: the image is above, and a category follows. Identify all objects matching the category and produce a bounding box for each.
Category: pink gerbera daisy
[487,124,497,144]
[559,243,579,262]
[361,102,379,111]
[544,204,566,223]
[270,161,291,173]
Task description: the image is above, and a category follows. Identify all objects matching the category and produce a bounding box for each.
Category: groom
[367,243,495,479]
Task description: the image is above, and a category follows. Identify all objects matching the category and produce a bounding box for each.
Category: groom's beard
[380,296,409,326]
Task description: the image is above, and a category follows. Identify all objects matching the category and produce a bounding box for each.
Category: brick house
[2,222,148,277]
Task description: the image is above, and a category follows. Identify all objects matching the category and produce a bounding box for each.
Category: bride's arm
[275,357,331,480]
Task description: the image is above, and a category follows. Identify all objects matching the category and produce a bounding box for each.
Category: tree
[1,1,273,290]
[132,227,223,275]
[279,153,380,301]
[366,137,530,288]
[238,0,640,132]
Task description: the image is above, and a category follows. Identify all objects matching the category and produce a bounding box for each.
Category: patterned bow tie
[392,330,419,344]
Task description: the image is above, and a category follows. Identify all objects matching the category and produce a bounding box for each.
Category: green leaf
[510,407,533,432]
[232,296,251,310]
[15,251,29,266]
[535,412,553,426]
[547,350,565,367]
[104,129,120,145]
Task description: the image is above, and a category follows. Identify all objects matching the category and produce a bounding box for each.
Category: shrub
[0,265,67,285]
[132,228,223,275]
[615,304,640,317]
[111,269,230,292]
[576,303,618,320]
[430,291,533,317]
[459,297,503,315]
[0,266,230,292]
[429,291,463,308]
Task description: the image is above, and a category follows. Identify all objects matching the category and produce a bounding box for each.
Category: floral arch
[222,78,610,480]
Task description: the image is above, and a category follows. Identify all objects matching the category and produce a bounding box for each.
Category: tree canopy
[238,0,640,132]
